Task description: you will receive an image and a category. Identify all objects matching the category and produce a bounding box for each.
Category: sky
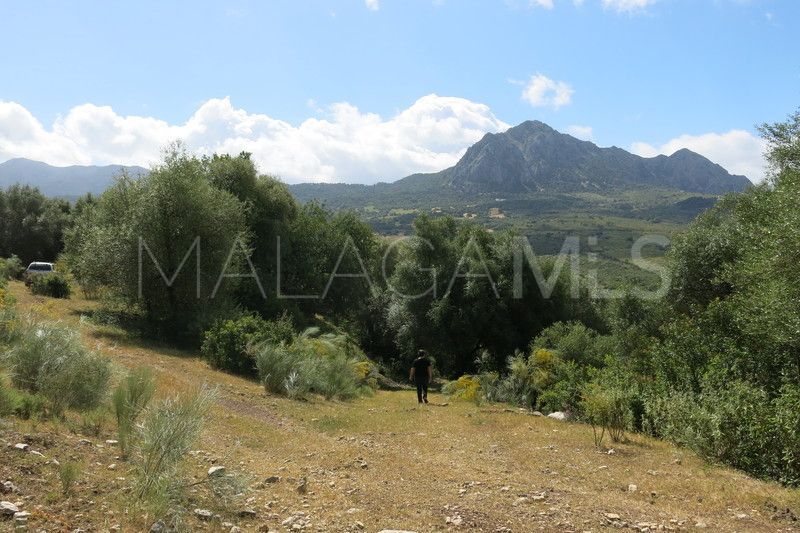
[0,0,797,184]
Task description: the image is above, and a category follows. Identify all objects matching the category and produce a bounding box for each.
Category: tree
[65,146,248,343]
[0,184,72,264]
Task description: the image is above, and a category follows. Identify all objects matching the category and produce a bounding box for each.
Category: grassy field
[2,281,800,532]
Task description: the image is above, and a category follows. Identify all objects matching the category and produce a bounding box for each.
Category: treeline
[41,146,588,379]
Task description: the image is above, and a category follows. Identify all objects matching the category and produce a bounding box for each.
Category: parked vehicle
[24,262,55,285]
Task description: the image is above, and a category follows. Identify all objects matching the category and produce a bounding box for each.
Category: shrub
[774,385,800,485]
[201,314,294,376]
[253,328,371,401]
[29,272,71,299]
[581,384,632,447]
[642,382,784,481]
[133,386,216,512]
[3,319,111,415]
[10,389,46,420]
[112,367,157,458]
[0,255,24,280]
[495,353,537,408]
[443,375,482,403]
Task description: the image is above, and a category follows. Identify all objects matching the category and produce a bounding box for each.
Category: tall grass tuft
[133,385,216,514]
[3,319,111,416]
[59,461,82,496]
[112,367,156,458]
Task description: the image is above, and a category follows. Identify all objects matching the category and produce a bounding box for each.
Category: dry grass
[2,281,800,532]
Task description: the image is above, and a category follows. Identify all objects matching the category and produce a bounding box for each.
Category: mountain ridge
[0,120,750,199]
[0,158,148,197]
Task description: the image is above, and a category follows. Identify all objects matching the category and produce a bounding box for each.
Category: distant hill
[0,158,148,197]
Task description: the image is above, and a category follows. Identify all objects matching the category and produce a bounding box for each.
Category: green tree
[65,146,248,342]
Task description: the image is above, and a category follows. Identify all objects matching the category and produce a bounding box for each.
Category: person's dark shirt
[412,356,431,382]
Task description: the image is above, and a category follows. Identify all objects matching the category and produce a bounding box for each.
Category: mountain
[291,120,750,206]
[406,120,750,195]
[0,158,148,197]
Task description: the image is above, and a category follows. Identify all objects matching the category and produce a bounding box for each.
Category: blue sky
[0,0,797,183]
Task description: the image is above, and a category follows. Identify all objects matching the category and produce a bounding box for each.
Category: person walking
[410,350,433,404]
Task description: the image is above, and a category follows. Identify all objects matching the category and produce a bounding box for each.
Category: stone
[264,475,280,483]
[208,466,226,477]
[238,508,257,518]
[445,515,463,526]
[149,520,166,533]
[604,513,621,521]
[627,484,638,493]
[107,464,117,470]
[547,411,568,421]
[230,527,241,533]
[13,511,30,520]
[531,411,544,417]
[1,501,20,516]
[1,481,17,494]
[194,508,213,520]
[12,444,28,452]
[29,450,44,458]
[78,439,92,446]
[106,440,119,445]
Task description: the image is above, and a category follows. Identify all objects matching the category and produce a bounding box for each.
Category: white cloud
[0,95,510,184]
[601,0,657,13]
[365,0,379,11]
[530,0,554,8]
[567,125,594,141]
[521,74,574,110]
[631,129,767,183]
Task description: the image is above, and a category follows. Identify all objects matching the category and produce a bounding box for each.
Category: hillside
[2,282,800,532]
[0,158,148,197]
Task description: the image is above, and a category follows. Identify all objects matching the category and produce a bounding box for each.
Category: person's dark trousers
[415,379,428,403]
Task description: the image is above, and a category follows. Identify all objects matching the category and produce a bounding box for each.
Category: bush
[0,255,23,280]
[201,314,294,376]
[642,382,787,482]
[0,382,46,423]
[133,386,216,511]
[29,272,71,299]
[3,319,111,415]
[253,328,371,401]
[112,367,157,458]
[443,375,482,403]
[774,385,800,486]
[581,384,632,447]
